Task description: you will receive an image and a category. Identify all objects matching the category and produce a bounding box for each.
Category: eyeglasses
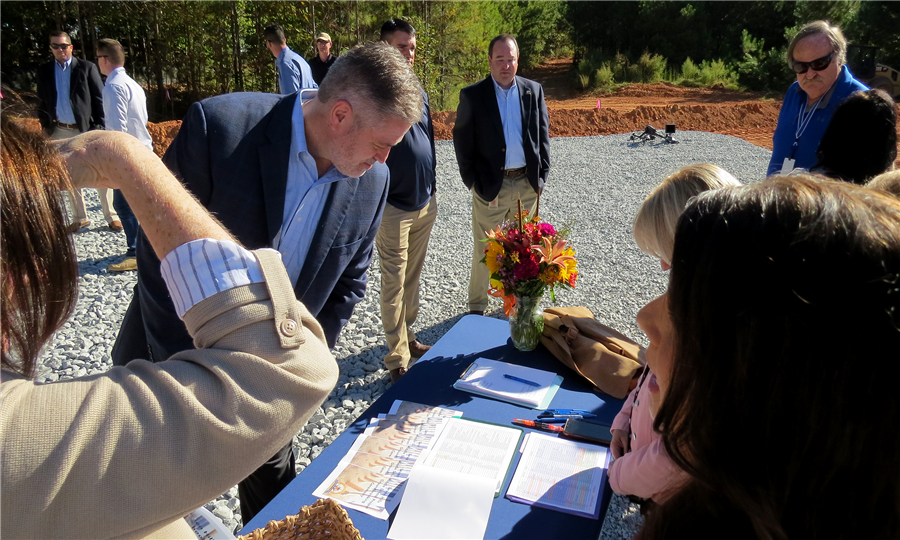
[317,40,329,44]
[791,52,834,74]
[50,43,72,50]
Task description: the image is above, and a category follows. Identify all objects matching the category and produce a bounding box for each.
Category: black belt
[56,121,78,129]
[503,167,527,177]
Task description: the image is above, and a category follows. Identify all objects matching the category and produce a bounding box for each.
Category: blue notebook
[453,358,563,409]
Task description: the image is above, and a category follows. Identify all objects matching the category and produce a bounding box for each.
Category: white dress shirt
[102,67,153,151]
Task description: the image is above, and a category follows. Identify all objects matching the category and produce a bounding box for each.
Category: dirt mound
[147,120,182,157]
[431,102,781,149]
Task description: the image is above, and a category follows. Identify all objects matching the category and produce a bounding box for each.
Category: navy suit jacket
[36,57,105,135]
[112,92,389,364]
[452,75,550,201]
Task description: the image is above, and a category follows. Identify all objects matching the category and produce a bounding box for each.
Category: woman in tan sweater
[1,119,338,539]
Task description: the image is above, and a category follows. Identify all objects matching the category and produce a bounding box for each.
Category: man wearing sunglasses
[767,20,867,176]
[37,31,120,234]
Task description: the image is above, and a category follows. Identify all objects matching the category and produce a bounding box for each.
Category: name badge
[781,158,796,175]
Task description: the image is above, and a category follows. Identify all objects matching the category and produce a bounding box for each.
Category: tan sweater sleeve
[0,251,339,540]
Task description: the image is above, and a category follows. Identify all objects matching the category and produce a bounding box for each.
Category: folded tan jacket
[540,306,644,399]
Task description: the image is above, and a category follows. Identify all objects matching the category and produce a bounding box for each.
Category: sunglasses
[50,43,72,50]
[791,52,834,74]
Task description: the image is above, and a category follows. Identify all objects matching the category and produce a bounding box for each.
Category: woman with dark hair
[635,176,900,538]
[1,118,339,539]
[812,88,897,185]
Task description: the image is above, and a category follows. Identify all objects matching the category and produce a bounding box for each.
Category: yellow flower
[484,241,505,274]
[558,255,578,283]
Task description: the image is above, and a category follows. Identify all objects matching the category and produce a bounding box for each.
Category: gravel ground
[37,131,770,538]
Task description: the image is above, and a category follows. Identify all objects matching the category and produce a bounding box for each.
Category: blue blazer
[113,92,389,364]
[452,75,550,201]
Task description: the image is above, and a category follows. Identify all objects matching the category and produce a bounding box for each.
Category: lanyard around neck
[793,92,826,155]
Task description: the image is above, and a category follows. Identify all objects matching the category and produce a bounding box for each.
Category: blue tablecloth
[240,315,626,539]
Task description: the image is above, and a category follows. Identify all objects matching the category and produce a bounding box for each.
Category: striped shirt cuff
[160,239,271,319]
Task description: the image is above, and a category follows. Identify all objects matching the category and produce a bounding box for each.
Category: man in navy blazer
[111,43,424,524]
[37,31,120,233]
[453,34,550,315]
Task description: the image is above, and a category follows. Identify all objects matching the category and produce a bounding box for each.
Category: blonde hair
[633,163,740,264]
[867,169,900,198]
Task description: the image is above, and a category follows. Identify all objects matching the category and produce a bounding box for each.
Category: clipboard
[453,358,563,409]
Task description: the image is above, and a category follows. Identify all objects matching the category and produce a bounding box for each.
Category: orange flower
[531,237,575,271]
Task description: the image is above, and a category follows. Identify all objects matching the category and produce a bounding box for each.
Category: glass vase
[509,294,544,351]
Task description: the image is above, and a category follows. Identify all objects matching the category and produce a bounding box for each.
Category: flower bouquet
[482,204,578,350]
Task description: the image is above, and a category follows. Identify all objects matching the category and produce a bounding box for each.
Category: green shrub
[575,72,591,90]
[577,57,593,77]
[698,59,739,88]
[681,57,701,83]
[613,53,629,82]
[626,63,642,83]
[637,51,668,83]
[591,63,614,89]
[735,29,792,92]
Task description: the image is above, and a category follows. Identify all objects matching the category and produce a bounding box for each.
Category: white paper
[184,506,236,540]
[387,466,495,540]
[506,432,607,518]
[313,401,460,518]
[420,417,521,494]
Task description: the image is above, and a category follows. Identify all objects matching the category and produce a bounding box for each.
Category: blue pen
[504,374,540,387]
[542,408,592,415]
[535,417,570,423]
[539,413,595,419]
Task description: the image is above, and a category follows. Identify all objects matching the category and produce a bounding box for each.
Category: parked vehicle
[846,45,900,98]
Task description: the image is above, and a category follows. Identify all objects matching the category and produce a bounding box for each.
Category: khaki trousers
[469,174,538,311]
[376,197,438,370]
[52,126,118,225]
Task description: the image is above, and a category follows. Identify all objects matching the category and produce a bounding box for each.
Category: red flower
[513,253,540,280]
[538,223,557,237]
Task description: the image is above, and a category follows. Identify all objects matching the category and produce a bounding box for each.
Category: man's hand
[610,428,630,460]
[54,130,153,190]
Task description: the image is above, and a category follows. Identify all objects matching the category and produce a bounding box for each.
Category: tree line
[568,1,900,92]
[2,1,898,122]
[1,1,570,121]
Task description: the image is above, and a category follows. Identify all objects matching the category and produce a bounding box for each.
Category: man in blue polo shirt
[767,20,867,176]
[377,19,438,382]
[264,24,317,94]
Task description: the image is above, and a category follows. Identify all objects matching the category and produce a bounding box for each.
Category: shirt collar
[105,66,126,83]
[56,57,73,70]
[491,75,518,95]
[290,90,348,181]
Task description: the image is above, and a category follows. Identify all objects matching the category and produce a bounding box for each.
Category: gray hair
[317,42,423,126]
[787,20,848,67]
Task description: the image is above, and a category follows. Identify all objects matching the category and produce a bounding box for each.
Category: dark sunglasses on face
[792,52,834,74]
[50,43,71,50]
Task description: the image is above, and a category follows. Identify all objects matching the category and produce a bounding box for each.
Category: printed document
[419,417,522,495]
[506,432,608,518]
